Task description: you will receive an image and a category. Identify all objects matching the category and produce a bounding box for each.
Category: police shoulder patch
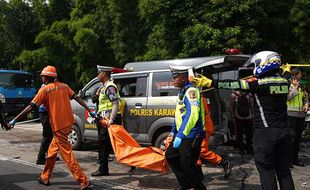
[187,90,197,99]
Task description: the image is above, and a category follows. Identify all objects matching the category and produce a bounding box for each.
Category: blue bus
[0,70,36,115]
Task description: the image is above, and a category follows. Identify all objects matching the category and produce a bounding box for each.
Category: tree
[0,0,40,69]
[7,0,310,90]
[138,0,262,59]
[290,0,310,61]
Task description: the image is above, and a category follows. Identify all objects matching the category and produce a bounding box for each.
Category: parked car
[69,55,252,150]
[0,70,36,116]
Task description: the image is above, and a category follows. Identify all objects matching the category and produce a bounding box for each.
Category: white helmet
[252,51,281,77]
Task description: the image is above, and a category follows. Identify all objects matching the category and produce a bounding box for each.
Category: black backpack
[235,92,250,117]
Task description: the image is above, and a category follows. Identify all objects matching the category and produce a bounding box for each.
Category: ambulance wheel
[68,125,82,150]
[155,131,170,151]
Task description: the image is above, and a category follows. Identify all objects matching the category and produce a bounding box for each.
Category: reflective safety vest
[98,80,120,112]
[287,85,305,112]
[175,84,206,139]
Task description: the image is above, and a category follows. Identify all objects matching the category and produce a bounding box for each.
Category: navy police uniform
[165,66,206,190]
[214,51,295,190]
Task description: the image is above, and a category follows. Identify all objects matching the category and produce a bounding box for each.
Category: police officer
[193,51,295,190]
[165,65,206,190]
[287,68,308,167]
[91,65,122,176]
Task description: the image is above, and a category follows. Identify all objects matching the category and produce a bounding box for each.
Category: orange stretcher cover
[108,124,169,173]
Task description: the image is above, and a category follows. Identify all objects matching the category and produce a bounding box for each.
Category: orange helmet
[40,65,57,77]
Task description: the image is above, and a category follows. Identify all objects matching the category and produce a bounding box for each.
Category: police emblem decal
[188,90,196,99]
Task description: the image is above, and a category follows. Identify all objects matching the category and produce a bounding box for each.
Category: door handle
[135,103,142,108]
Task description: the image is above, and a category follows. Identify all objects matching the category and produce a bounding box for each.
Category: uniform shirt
[98,80,119,112]
[217,74,289,129]
[171,82,205,139]
[287,84,308,118]
[31,81,75,131]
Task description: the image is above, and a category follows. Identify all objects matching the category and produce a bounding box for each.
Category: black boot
[220,158,233,179]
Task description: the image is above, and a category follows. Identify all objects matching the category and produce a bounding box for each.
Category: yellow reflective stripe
[240,79,249,89]
[182,105,200,136]
[258,77,287,85]
[175,103,183,130]
[287,106,303,111]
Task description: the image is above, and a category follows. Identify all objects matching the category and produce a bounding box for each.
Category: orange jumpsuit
[197,97,222,166]
[31,82,89,187]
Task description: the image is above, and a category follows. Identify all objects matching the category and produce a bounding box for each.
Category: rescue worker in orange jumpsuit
[198,97,233,179]
[8,66,95,190]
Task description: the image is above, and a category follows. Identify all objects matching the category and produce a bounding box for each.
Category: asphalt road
[0,158,109,190]
[0,122,309,190]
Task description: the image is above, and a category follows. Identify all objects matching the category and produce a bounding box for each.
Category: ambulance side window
[115,77,147,97]
[152,72,178,97]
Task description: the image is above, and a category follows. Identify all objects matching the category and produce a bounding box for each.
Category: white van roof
[124,55,250,72]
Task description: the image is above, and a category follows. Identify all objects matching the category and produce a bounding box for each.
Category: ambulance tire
[155,131,170,151]
[69,125,83,150]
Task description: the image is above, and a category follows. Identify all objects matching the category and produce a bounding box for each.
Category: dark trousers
[253,128,295,190]
[288,116,305,163]
[0,102,6,124]
[96,114,122,173]
[236,118,253,151]
[37,112,53,162]
[165,138,206,190]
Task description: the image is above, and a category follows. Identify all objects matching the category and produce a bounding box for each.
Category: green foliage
[17,48,49,70]
[31,0,50,28]
[180,24,222,57]
[74,28,98,55]
[290,0,310,60]
[0,0,309,90]
[49,0,72,21]
[143,23,170,60]
[0,0,40,69]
